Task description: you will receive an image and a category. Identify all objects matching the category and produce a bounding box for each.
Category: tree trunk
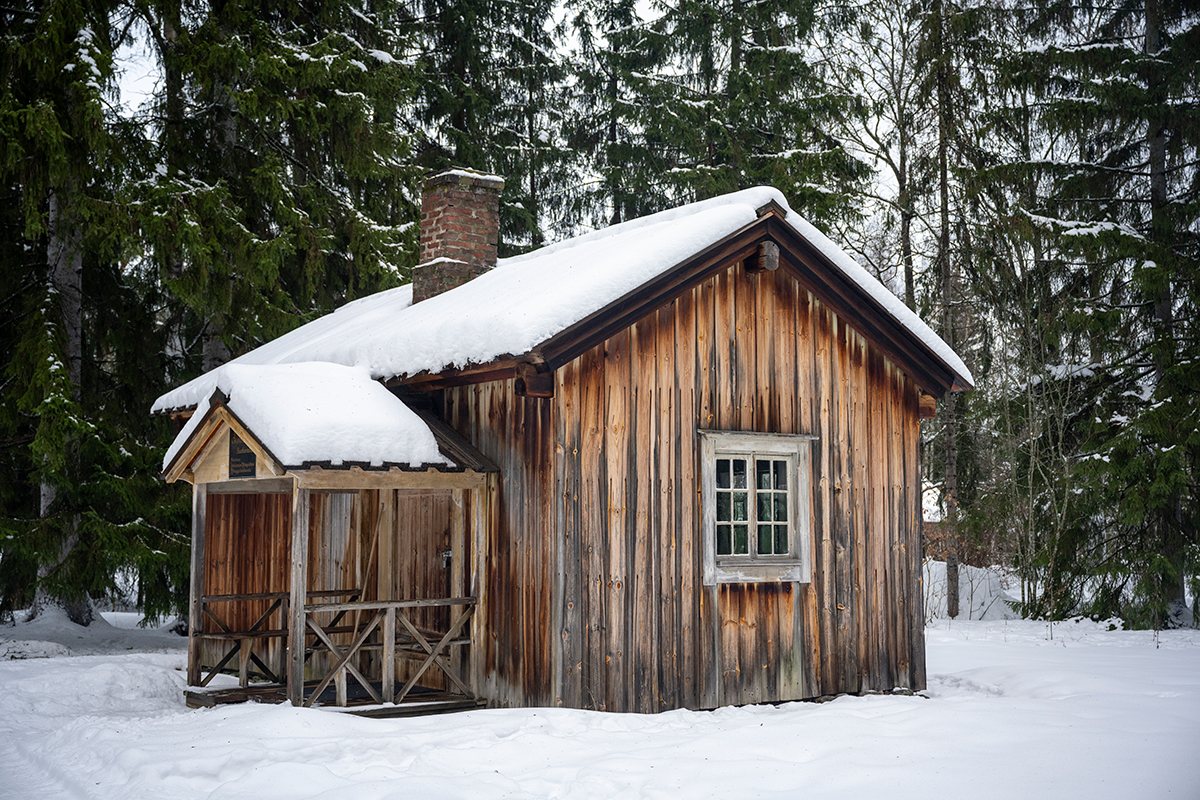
[935,0,959,620]
[727,0,744,189]
[528,78,542,248]
[899,157,915,311]
[1144,0,1185,621]
[30,188,92,627]
[608,71,621,225]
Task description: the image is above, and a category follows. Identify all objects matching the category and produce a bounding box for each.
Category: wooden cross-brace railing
[301,597,476,708]
[196,590,358,688]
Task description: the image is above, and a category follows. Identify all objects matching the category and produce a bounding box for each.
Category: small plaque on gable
[229,431,256,479]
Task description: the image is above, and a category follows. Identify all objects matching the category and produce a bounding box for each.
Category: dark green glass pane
[774,493,787,522]
[732,491,748,521]
[716,459,730,489]
[717,492,731,522]
[733,525,748,554]
[756,459,771,490]
[775,525,788,553]
[732,459,747,489]
[758,525,773,555]
[758,493,772,522]
[717,525,732,555]
[774,460,787,490]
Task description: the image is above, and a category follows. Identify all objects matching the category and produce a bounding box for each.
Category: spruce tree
[491,0,573,249]
[648,0,868,222]
[566,0,677,226]
[0,0,189,623]
[131,0,417,376]
[1000,0,1200,626]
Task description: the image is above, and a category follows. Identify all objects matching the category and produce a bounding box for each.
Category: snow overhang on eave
[382,213,974,399]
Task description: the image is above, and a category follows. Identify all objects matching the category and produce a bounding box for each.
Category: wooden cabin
[155,170,972,715]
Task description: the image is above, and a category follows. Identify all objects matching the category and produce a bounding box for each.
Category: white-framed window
[699,431,815,585]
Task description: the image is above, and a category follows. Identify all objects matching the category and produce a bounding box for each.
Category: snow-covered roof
[162,363,449,473]
[153,187,972,414]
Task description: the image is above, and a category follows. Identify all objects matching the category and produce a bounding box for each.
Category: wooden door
[386,489,453,689]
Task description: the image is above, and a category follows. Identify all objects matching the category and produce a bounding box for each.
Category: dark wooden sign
[228,431,256,479]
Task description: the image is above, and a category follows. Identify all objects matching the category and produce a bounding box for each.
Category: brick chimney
[413,168,505,303]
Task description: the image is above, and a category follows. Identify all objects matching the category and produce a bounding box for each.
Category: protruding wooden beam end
[919,393,938,419]
[514,362,554,398]
[745,241,780,274]
[755,199,788,220]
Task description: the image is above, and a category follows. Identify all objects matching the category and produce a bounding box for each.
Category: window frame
[699,430,816,586]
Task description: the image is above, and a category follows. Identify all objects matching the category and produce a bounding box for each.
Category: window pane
[775,525,788,553]
[774,460,787,490]
[732,459,747,489]
[732,491,748,521]
[717,525,732,555]
[774,493,788,522]
[733,524,748,554]
[758,493,772,522]
[756,459,771,490]
[758,524,773,555]
[716,459,730,489]
[717,492,731,521]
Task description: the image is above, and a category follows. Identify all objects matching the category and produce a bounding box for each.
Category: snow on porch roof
[162,362,451,473]
[152,187,972,414]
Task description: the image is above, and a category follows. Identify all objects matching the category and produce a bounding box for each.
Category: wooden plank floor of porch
[184,681,486,718]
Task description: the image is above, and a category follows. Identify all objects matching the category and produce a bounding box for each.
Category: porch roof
[163,362,480,476]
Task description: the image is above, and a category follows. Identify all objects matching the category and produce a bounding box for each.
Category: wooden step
[184,681,483,718]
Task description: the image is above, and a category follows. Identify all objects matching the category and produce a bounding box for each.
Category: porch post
[449,488,465,688]
[186,483,207,686]
[471,478,494,699]
[288,485,310,706]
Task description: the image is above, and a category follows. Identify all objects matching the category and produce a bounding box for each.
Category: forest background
[1,0,1196,629]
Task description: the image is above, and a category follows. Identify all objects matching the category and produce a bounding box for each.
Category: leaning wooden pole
[288,485,311,706]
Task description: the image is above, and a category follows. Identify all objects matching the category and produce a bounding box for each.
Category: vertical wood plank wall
[202,492,292,672]
[386,490,453,690]
[442,382,556,707]
[444,260,924,712]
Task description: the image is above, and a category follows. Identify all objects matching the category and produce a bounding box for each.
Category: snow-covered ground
[2,597,1197,798]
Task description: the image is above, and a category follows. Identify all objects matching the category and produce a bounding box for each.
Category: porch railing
[302,597,476,708]
[196,590,358,688]
[195,593,476,707]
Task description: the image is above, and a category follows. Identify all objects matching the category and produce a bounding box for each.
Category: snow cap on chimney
[413,168,505,303]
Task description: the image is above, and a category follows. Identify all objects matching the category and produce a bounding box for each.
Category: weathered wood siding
[441,382,557,708]
[443,259,924,712]
[201,492,292,674]
[382,489,454,690]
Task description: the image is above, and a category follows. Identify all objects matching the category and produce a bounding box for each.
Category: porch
[168,391,499,716]
[184,591,484,717]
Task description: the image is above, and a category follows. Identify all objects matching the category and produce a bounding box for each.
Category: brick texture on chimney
[414,169,505,303]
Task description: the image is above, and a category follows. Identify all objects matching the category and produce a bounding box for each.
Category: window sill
[705,561,809,585]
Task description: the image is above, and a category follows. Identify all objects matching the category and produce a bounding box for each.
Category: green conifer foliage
[131,0,416,373]
[992,0,1200,625]
[648,0,868,222]
[0,0,188,621]
[566,0,678,226]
